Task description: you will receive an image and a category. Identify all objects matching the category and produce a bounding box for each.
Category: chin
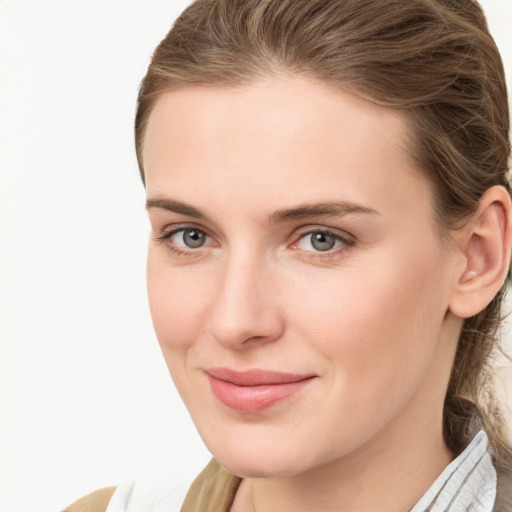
[204,434,316,479]
[217,453,304,479]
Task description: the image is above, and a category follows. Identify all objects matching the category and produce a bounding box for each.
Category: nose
[207,251,284,349]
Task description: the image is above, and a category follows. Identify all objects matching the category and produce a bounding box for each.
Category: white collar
[410,430,496,511]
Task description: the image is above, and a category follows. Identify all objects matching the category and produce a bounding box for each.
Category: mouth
[205,367,316,413]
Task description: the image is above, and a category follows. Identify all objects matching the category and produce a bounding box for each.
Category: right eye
[168,228,208,249]
[154,226,214,256]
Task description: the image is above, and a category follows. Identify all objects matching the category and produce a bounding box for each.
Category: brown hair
[135,0,511,505]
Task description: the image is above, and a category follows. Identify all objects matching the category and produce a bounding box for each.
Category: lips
[205,367,316,413]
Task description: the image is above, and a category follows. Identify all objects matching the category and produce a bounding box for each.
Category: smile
[205,368,316,413]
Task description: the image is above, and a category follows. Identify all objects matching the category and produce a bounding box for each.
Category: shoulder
[181,459,241,512]
[60,461,238,512]
[62,487,116,512]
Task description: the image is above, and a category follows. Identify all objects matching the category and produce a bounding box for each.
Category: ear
[449,185,512,319]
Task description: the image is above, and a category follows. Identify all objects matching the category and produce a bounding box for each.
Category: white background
[0,1,511,511]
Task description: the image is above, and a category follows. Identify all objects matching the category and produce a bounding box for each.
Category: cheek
[147,254,208,353]
[286,244,449,391]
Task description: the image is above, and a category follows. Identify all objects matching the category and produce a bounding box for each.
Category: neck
[232,400,453,512]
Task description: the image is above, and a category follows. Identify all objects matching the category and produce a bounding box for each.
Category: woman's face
[143,77,461,478]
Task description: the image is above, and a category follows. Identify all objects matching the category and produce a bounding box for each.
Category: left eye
[169,228,208,249]
[297,231,346,252]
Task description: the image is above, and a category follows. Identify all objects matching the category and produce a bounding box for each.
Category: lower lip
[207,376,314,413]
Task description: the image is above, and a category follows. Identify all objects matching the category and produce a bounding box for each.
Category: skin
[142,76,471,511]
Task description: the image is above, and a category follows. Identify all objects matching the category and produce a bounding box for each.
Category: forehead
[143,77,410,168]
[142,77,432,221]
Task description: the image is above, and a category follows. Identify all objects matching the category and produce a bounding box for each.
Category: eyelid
[155,222,213,241]
[292,225,355,242]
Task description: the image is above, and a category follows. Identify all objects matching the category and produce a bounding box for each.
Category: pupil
[311,232,335,251]
[183,229,205,248]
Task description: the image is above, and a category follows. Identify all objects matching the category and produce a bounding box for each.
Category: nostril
[207,302,284,349]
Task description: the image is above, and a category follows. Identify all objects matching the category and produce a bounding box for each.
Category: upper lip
[205,367,316,386]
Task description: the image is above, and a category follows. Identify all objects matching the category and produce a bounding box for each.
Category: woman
[65,0,512,510]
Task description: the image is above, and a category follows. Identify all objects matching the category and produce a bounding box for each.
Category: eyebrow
[269,201,379,223]
[146,197,208,219]
[145,197,379,222]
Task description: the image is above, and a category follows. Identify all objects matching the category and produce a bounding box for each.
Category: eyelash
[154,224,214,259]
[154,225,355,260]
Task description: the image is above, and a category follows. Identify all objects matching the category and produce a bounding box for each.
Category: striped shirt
[410,430,496,511]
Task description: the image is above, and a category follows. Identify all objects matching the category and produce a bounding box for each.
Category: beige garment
[61,460,240,512]
[181,459,242,512]
[62,487,116,512]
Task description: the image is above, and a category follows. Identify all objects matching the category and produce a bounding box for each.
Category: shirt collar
[410,430,496,511]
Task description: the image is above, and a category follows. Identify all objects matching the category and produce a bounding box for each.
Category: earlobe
[449,185,512,319]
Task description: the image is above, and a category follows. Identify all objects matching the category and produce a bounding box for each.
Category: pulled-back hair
[135,0,511,506]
